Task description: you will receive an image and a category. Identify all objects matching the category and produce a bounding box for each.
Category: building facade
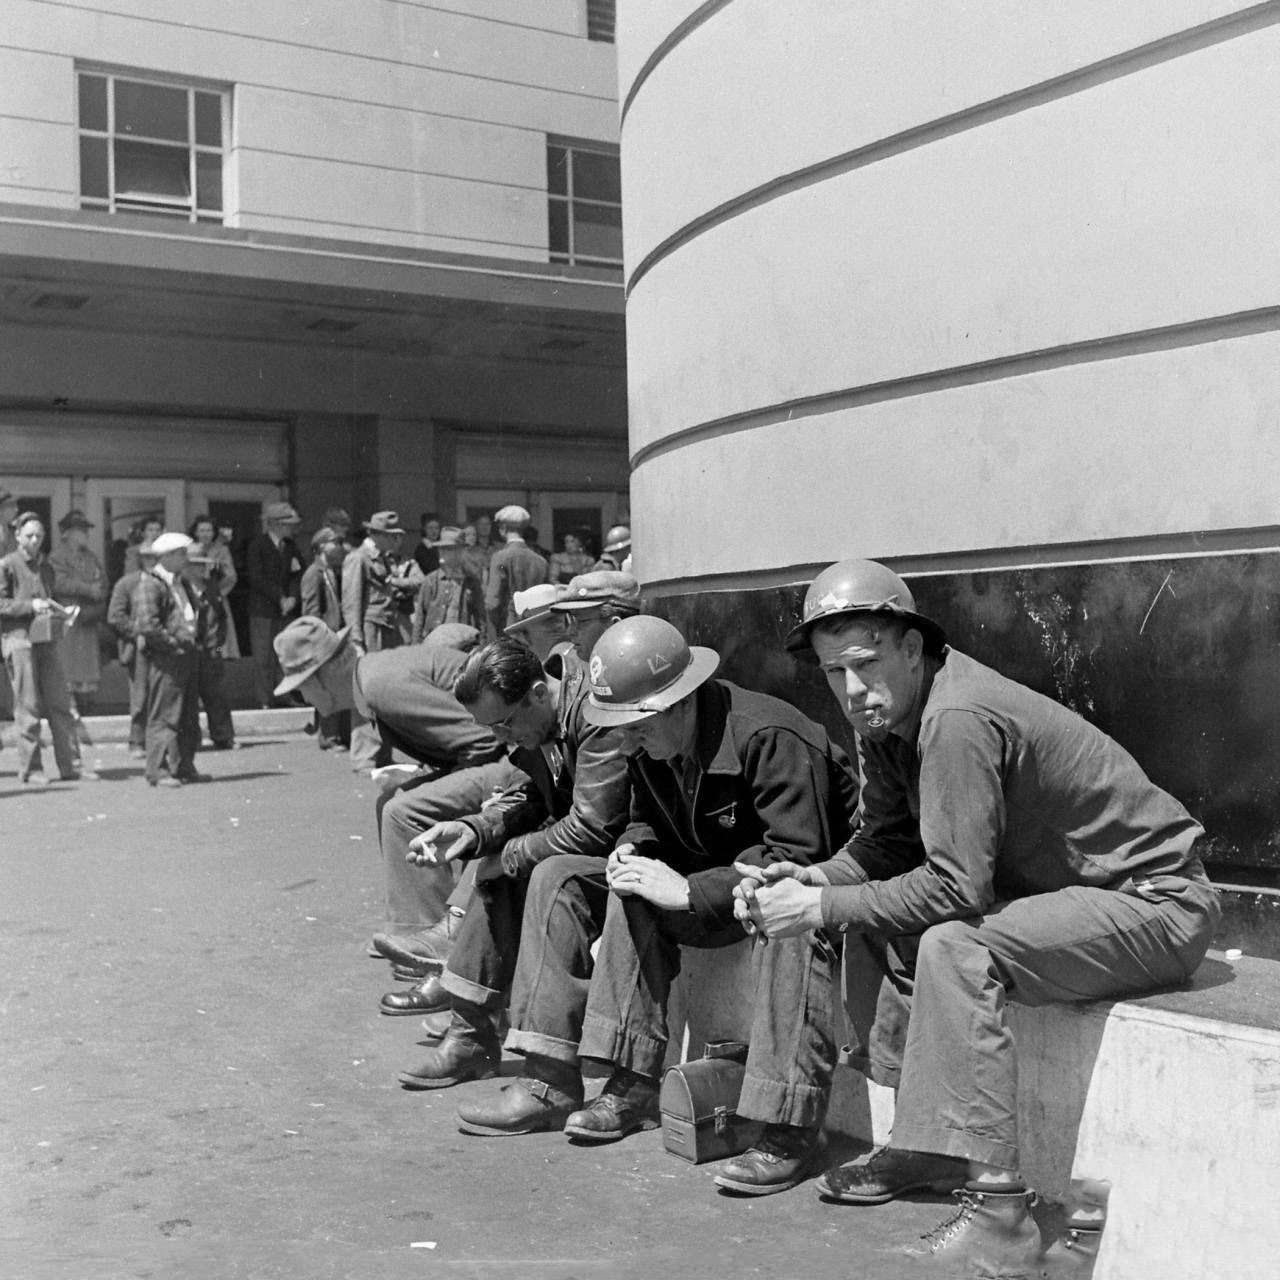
[0,0,628,581]
[618,1,1280,886]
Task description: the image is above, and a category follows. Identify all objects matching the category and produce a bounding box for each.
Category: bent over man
[564,616,858,1196]
[740,559,1220,1272]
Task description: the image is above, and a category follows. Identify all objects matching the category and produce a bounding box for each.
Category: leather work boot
[563,1068,660,1142]
[906,1186,1048,1277]
[380,973,451,1017]
[398,1001,500,1090]
[1043,1225,1101,1277]
[457,1056,584,1137]
[817,1145,968,1204]
[713,1123,822,1196]
[372,907,465,969]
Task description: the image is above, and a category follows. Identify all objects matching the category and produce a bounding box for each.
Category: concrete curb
[0,707,312,746]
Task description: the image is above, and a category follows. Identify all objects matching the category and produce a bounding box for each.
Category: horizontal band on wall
[640,528,1280,600]
[628,304,1280,470]
[619,0,734,124]
[623,0,1280,298]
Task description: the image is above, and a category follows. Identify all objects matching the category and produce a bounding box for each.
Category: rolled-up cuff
[440,967,501,1007]
[738,1069,829,1129]
[578,1012,666,1078]
[505,1027,579,1065]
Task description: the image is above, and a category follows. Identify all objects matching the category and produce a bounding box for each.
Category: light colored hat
[505,582,566,634]
[494,505,531,527]
[263,501,301,525]
[365,510,405,534]
[552,571,641,613]
[431,526,466,548]
[273,616,351,695]
[150,532,193,556]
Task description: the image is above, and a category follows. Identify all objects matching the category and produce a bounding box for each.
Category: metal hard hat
[784,558,946,654]
[582,615,719,726]
[603,524,632,554]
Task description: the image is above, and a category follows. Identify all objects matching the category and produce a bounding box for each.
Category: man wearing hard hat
[736,559,1220,1270]
[501,615,857,1194]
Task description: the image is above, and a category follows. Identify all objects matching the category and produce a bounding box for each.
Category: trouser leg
[200,652,235,747]
[144,653,188,783]
[376,760,518,930]
[5,647,43,777]
[249,616,278,707]
[34,645,79,778]
[505,856,610,1064]
[439,873,528,1006]
[127,653,148,750]
[174,657,199,775]
[890,879,1221,1169]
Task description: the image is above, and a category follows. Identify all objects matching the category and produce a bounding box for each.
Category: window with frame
[77,69,227,223]
[547,139,622,268]
[586,0,615,43]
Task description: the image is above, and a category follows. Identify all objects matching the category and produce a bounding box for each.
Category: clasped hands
[605,844,691,911]
[731,861,826,943]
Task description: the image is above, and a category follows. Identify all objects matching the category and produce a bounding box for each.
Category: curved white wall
[619,1,1280,589]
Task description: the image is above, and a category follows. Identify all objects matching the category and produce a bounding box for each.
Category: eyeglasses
[488,695,528,731]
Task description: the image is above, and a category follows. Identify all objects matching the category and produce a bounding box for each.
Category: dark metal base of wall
[652,551,1280,887]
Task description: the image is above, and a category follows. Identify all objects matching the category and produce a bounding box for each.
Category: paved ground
[3,735,968,1280]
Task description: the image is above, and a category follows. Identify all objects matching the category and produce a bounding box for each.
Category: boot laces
[921,1191,976,1253]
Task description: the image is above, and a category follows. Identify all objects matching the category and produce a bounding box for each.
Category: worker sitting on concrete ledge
[735,558,1220,1273]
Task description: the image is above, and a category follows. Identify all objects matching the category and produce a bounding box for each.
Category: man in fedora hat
[343,510,422,658]
[503,583,570,665]
[273,616,520,988]
[550,570,640,662]
[300,526,349,751]
[246,500,304,707]
[484,505,548,637]
[49,509,107,729]
[411,526,483,643]
[0,511,87,785]
[735,559,1219,1269]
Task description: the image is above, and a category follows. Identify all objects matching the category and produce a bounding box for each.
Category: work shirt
[819,647,1207,936]
[623,678,859,929]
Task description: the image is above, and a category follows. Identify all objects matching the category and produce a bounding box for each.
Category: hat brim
[430,539,464,548]
[785,607,946,655]
[272,625,351,696]
[581,647,720,727]
[551,598,640,614]
[504,608,557,635]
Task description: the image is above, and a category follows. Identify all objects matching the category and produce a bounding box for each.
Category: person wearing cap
[246,501,304,708]
[181,544,237,753]
[273,617,521,987]
[133,532,209,787]
[48,509,107,727]
[411,526,484,644]
[548,530,593,585]
[395,636,630,1110]
[0,511,87,785]
[503,583,571,665]
[525,615,857,1189]
[592,524,631,574]
[550,570,641,662]
[736,559,1219,1266]
[300,526,349,751]
[484,505,548,638]
[342,510,420,660]
[108,537,159,758]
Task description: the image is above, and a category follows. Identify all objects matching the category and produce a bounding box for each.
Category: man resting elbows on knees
[735,559,1220,1271]
[567,616,858,1196]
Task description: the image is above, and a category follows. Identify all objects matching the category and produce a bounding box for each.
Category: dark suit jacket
[301,560,343,631]
[246,532,303,619]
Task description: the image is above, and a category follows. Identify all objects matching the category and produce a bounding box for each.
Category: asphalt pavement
[3,735,958,1280]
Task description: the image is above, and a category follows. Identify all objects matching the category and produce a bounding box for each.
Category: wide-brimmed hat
[552,571,640,614]
[272,616,351,695]
[365,510,405,535]
[150,532,193,557]
[505,583,566,635]
[582,615,719,727]
[431,526,466,548]
[58,509,94,532]
[263,501,301,525]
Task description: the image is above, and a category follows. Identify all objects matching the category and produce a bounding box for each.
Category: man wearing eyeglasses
[396,636,629,1131]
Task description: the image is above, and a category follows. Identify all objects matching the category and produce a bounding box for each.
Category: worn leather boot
[714,1123,822,1196]
[457,1055,584,1137]
[398,1001,499,1090]
[380,973,451,1017]
[372,907,465,970]
[818,1145,968,1204]
[907,1185,1048,1278]
[563,1068,660,1142]
[1043,1179,1108,1278]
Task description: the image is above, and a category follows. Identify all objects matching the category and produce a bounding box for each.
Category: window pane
[571,150,620,203]
[115,80,189,141]
[547,145,568,196]
[196,152,222,211]
[571,202,622,262]
[114,139,191,203]
[79,135,109,199]
[79,74,108,131]
[548,198,570,256]
[195,92,222,147]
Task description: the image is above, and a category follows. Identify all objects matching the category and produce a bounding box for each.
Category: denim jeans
[578,892,840,1128]
[844,872,1221,1169]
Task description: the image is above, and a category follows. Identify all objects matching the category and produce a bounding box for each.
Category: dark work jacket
[353,644,504,771]
[623,679,859,929]
[460,649,629,877]
[245,532,303,619]
[0,551,57,652]
[133,569,199,657]
[484,538,549,634]
[107,570,142,663]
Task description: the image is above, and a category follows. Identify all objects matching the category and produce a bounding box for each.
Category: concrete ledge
[0,707,312,747]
